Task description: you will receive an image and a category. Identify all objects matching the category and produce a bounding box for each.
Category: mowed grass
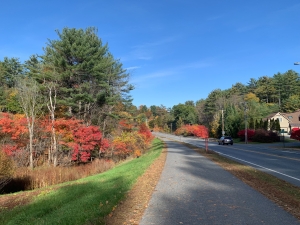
[0,138,164,225]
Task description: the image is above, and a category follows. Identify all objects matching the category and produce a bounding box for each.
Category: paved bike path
[140,137,299,225]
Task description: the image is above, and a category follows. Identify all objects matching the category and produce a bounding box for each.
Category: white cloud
[125,66,141,71]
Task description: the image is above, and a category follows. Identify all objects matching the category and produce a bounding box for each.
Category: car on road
[218,136,233,145]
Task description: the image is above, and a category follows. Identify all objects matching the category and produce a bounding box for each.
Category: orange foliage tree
[111,122,154,160]
[175,124,208,138]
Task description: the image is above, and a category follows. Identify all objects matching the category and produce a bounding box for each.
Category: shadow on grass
[0,138,164,225]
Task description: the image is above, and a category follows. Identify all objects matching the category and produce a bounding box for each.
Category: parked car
[218,136,233,145]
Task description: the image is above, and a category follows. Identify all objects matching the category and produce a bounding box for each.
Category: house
[282,109,300,132]
[264,110,300,134]
[264,112,290,133]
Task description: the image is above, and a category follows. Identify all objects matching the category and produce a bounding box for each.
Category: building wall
[272,113,290,133]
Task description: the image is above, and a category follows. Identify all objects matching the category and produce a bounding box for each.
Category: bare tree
[45,81,58,166]
[15,77,42,169]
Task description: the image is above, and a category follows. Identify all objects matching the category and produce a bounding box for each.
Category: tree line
[0,27,152,171]
[137,70,300,138]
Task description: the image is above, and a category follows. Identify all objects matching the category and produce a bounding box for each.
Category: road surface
[140,136,299,224]
[153,132,300,187]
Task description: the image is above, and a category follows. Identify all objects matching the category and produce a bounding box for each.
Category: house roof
[263,112,288,121]
[282,110,300,127]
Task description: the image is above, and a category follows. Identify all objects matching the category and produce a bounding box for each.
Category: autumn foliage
[237,129,255,141]
[290,128,300,141]
[175,124,208,138]
[0,112,153,166]
[111,123,154,159]
[238,128,280,143]
[0,113,28,157]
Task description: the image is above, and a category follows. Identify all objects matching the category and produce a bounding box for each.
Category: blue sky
[1,1,300,109]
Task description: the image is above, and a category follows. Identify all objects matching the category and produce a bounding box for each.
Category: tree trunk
[29,125,34,169]
[47,82,58,167]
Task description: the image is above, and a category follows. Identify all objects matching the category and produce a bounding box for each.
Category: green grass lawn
[0,138,164,225]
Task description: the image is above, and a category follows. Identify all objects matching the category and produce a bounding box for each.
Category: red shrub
[237,129,255,141]
[251,129,280,143]
[138,123,154,144]
[290,128,300,141]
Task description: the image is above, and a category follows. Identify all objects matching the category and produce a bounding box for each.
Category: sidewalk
[140,137,299,225]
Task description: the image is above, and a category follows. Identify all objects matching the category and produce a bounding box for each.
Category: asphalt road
[140,136,299,225]
[153,132,300,187]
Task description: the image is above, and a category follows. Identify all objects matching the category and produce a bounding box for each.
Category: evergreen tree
[41,27,133,126]
[263,120,268,130]
[249,117,254,129]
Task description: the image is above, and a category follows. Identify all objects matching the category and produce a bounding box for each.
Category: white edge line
[213,150,300,182]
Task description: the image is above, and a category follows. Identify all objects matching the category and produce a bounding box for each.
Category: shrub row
[238,129,280,143]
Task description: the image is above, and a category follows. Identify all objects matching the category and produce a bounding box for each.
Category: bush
[290,128,300,141]
[252,129,280,143]
[237,129,255,141]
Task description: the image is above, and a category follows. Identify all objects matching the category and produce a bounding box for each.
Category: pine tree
[41,27,133,126]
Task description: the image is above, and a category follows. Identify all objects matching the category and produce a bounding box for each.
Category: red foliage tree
[138,123,154,144]
[71,126,109,162]
[290,128,300,141]
[0,113,28,156]
[119,119,133,132]
[237,129,255,141]
[112,141,129,157]
[41,117,110,163]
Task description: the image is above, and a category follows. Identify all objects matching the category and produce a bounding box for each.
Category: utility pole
[221,109,225,136]
[243,103,248,144]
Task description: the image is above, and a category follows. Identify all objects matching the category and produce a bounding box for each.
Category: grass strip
[0,138,164,225]
[181,142,300,221]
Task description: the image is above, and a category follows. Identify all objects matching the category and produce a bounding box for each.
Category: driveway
[140,137,299,225]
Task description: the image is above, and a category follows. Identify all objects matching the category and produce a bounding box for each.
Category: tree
[223,104,242,137]
[230,82,247,95]
[45,80,59,166]
[282,95,300,113]
[0,57,24,112]
[71,126,104,162]
[172,103,197,126]
[0,57,23,88]
[255,76,276,103]
[42,27,133,129]
[15,77,42,169]
[247,78,258,93]
[244,92,259,102]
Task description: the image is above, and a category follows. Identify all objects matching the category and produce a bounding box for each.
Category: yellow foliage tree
[209,112,220,138]
[244,92,259,102]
